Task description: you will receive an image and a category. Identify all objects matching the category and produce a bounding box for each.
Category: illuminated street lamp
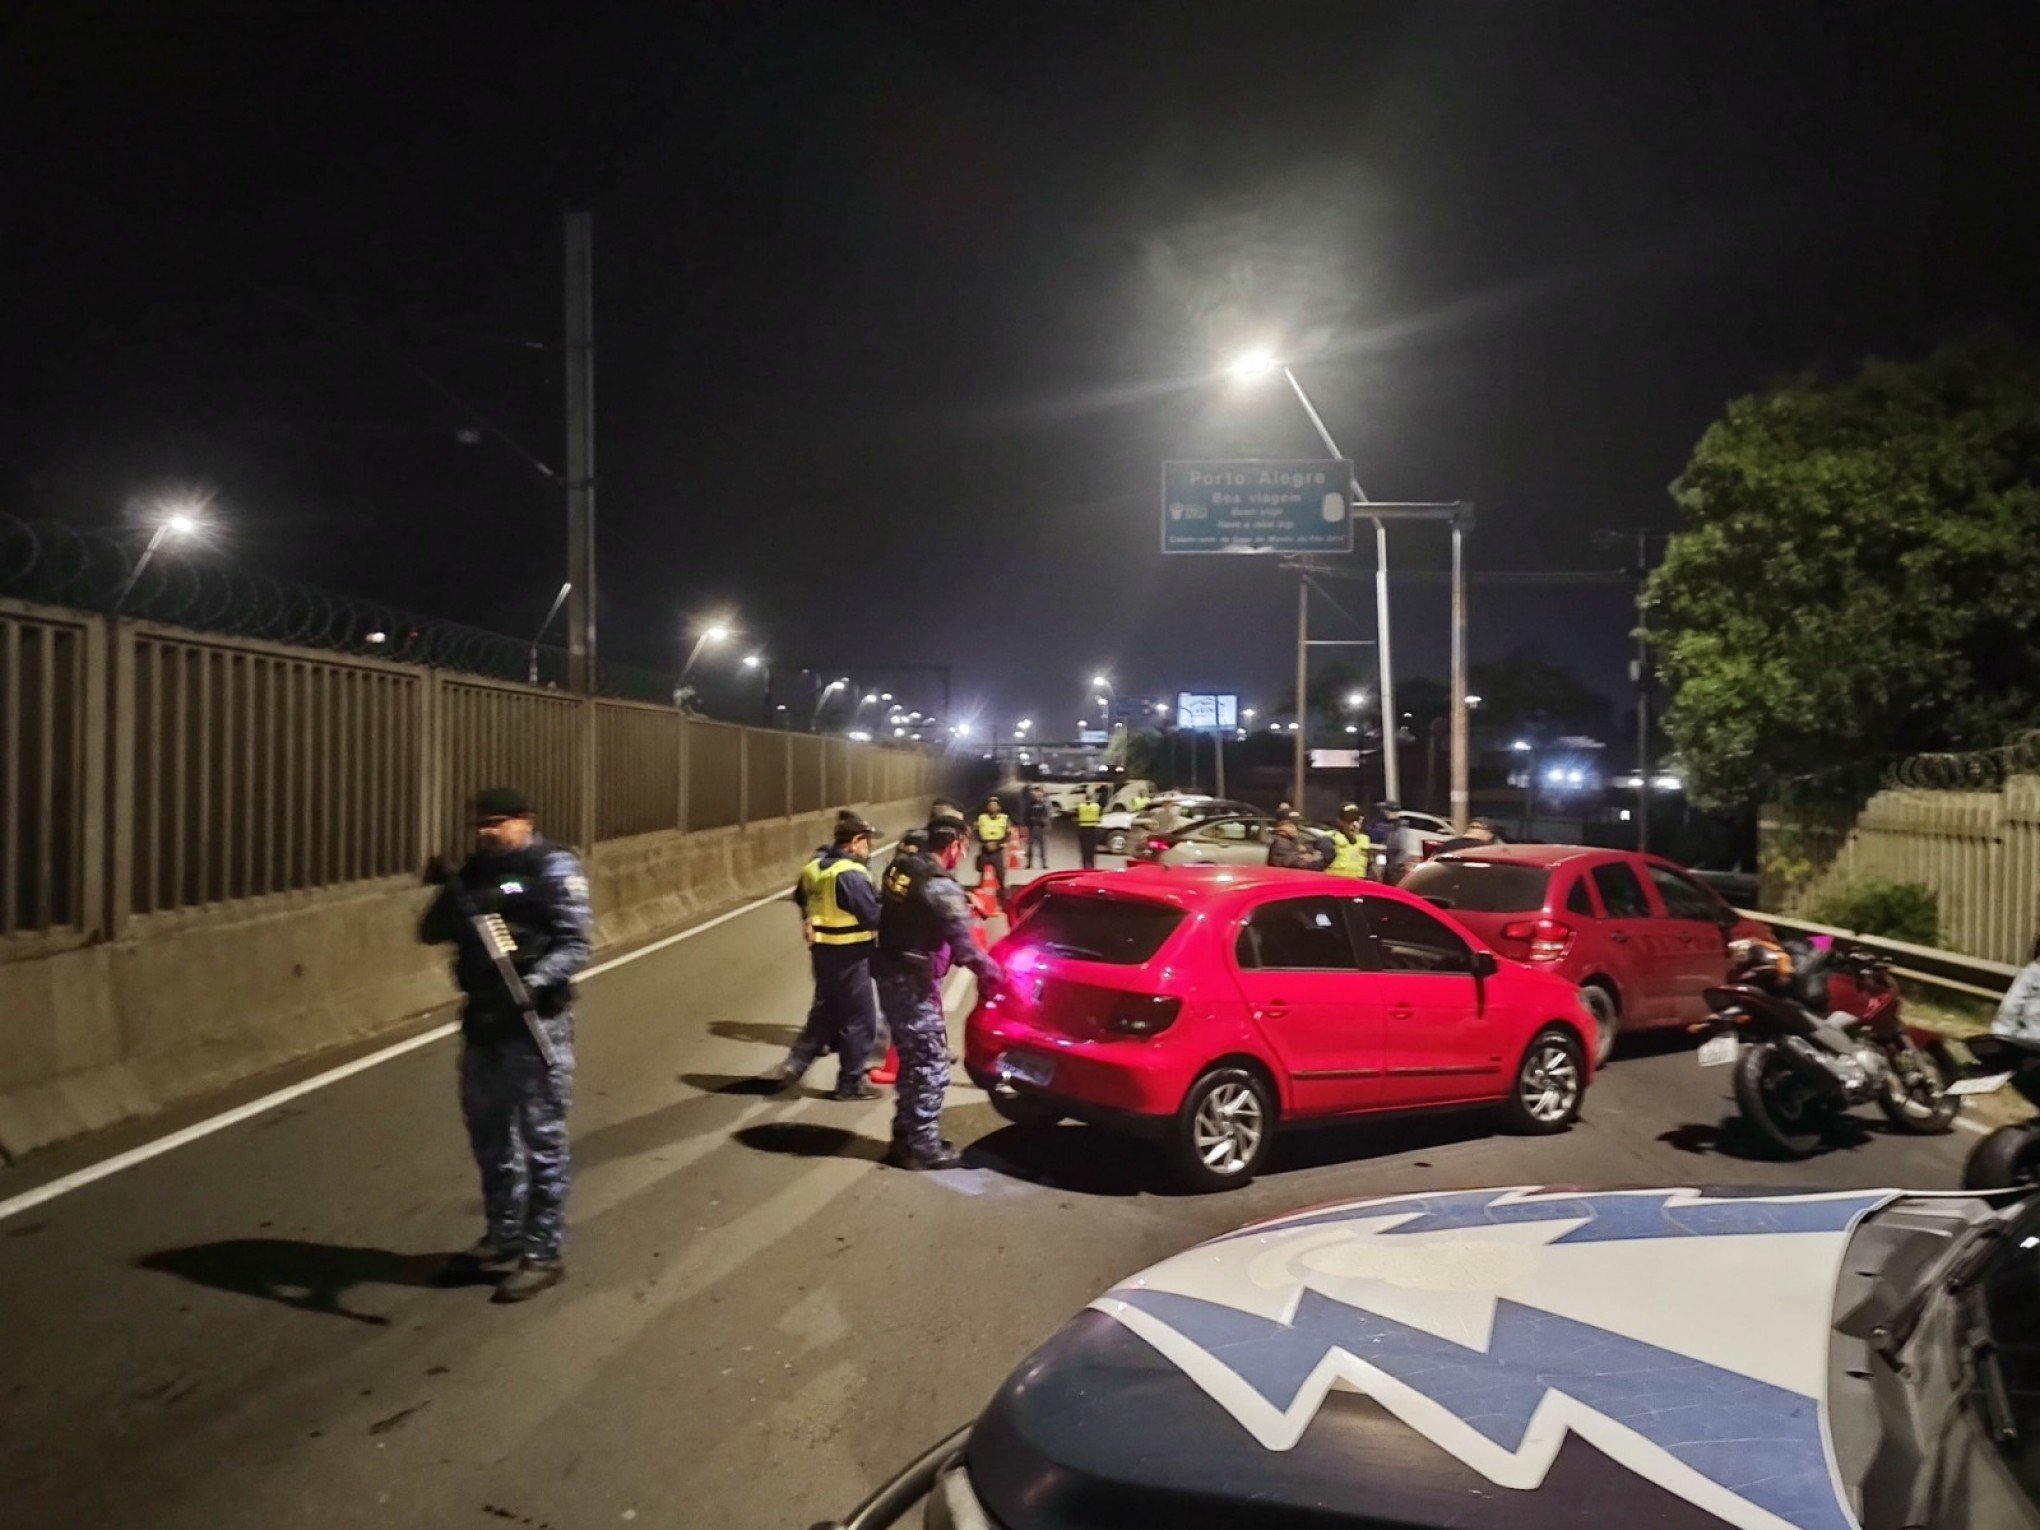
[1226,348,1405,805]
[681,617,737,679]
[115,501,206,612]
[741,653,764,671]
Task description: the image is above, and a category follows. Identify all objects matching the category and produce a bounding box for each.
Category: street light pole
[563,211,597,694]
[1293,568,1309,808]
[1450,517,1470,830]
[1279,365,1399,803]
[113,523,172,614]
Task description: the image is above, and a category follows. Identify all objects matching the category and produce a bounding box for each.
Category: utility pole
[1293,566,1309,808]
[563,212,597,694]
[1632,527,1651,853]
[1449,513,1471,830]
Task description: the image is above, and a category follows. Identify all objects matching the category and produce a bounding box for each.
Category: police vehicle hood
[964,1186,1902,1530]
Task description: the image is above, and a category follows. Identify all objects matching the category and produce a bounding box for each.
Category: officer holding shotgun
[420,787,592,1303]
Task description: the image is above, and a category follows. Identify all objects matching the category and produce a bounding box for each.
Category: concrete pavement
[0,827,1983,1529]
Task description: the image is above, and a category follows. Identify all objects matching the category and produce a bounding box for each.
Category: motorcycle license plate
[997,1051,1055,1090]
[1697,1034,1739,1068]
[1945,1071,2014,1097]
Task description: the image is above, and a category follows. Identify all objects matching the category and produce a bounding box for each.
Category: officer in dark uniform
[419,787,592,1303]
[773,813,883,1099]
[875,818,1004,1169]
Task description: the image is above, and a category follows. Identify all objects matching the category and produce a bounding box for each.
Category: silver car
[1145,813,1280,866]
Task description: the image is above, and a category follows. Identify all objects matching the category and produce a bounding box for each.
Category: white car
[1105,795,1259,856]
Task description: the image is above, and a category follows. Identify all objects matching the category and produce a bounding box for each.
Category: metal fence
[0,597,935,954]
[2,602,97,939]
[1765,774,2040,968]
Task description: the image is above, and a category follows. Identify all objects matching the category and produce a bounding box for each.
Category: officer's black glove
[530,981,569,1019]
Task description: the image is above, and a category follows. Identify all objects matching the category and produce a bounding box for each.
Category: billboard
[1162,459,1354,554]
[1176,692,1239,732]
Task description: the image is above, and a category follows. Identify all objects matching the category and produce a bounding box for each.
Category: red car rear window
[1017,893,1185,964]
[1398,860,1551,913]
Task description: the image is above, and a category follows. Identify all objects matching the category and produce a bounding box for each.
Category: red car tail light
[1144,837,1170,855]
[1501,917,1574,962]
[1106,993,1182,1036]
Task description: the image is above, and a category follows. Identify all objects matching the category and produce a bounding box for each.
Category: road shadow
[1606,1028,1704,1066]
[963,1122,1152,1196]
[708,1020,804,1048]
[733,1122,889,1162]
[963,1107,1510,1198]
[136,1240,483,1325]
[677,1071,785,1098]
[1657,1113,1875,1162]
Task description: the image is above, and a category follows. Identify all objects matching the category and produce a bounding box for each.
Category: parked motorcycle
[1955,1032,2040,1188]
[1695,937,1958,1158]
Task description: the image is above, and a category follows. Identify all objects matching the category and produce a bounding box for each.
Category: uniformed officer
[773,813,883,1099]
[1325,803,1374,879]
[1266,809,1328,870]
[974,795,1012,905]
[419,787,591,1303]
[1022,785,1053,869]
[1075,787,1103,869]
[875,818,1004,1170]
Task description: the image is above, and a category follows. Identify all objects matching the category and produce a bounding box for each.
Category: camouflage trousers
[459,1012,575,1261]
[875,962,949,1155]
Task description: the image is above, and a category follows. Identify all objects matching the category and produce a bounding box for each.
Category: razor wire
[0,513,677,701]
[1886,730,2040,791]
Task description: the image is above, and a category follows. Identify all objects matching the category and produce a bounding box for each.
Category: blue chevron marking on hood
[1115,1285,1853,1530]
[1210,1188,1891,1247]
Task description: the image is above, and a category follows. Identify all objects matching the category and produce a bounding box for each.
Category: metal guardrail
[1740,908,2020,1004]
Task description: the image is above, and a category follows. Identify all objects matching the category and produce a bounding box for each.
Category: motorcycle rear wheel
[1733,1044,1827,1159]
[1963,1125,2040,1191]
[1876,1039,1959,1135]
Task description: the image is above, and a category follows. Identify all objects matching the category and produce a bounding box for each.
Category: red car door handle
[1390,1003,1414,1021]
[1259,1002,1290,1019]
[1610,931,1629,944]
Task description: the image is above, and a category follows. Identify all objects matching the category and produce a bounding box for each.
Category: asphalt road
[0,827,1983,1530]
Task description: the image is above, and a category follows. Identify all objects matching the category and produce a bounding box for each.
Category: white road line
[1956,1115,1990,1136]
[0,863,862,1226]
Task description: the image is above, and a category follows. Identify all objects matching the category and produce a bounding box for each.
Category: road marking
[1956,1115,1990,1136]
[0,863,874,1226]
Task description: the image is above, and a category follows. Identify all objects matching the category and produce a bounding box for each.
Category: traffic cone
[1007,834,1022,870]
[871,1046,899,1085]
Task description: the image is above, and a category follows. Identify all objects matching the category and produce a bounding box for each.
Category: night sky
[7,2,2038,732]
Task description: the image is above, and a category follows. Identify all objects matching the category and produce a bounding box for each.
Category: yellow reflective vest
[801,854,876,946]
[1326,827,1373,878]
[1075,800,1102,827]
[977,812,1010,845]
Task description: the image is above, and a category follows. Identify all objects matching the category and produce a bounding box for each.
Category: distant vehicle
[1386,808,1455,870]
[830,1183,2040,1530]
[1398,845,1773,1064]
[1030,776,1153,819]
[966,864,1595,1190]
[1135,813,1279,867]
[1104,794,1260,856]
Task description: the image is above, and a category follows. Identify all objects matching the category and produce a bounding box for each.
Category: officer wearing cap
[1324,803,1373,879]
[419,787,592,1303]
[1266,809,1327,870]
[974,795,1012,907]
[772,812,884,1099]
[875,817,1004,1169]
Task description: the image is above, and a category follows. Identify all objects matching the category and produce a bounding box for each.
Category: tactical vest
[802,853,875,945]
[454,839,564,1005]
[1076,800,1102,827]
[879,850,947,959]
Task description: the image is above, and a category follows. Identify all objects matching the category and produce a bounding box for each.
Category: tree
[1646,336,2040,808]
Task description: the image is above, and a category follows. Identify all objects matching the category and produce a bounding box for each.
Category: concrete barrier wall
[0,794,930,1160]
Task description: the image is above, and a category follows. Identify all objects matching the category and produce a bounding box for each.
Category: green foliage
[1646,336,2040,808]
[1806,879,1940,947]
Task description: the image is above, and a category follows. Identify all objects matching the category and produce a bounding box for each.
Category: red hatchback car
[1396,846,1773,1067]
[964,865,1596,1190]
